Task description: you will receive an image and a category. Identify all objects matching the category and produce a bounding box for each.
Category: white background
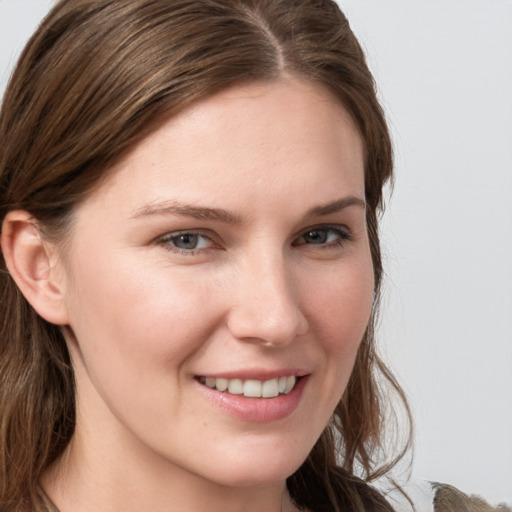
[1,0,511,506]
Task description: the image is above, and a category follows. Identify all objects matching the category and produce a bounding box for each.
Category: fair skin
[2,78,374,512]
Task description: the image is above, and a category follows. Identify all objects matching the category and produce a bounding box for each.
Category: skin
[7,77,374,511]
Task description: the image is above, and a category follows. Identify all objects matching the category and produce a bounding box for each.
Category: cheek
[306,257,374,351]
[286,256,374,446]
[61,257,229,437]
[306,255,374,410]
[63,252,223,379]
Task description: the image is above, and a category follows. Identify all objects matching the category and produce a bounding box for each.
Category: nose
[226,252,309,346]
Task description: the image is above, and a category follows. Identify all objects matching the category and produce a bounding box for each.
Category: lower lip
[197,376,308,423]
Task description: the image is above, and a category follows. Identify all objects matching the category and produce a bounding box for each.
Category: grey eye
[171,233,201,250]
[159,231,215,254]
[296,226,350,246]
[302,230,329,244]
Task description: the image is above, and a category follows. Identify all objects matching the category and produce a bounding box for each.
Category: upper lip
[195,368,310,381]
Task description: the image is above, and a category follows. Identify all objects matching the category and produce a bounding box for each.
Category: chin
[208,464,300,489]
[195,440,310,488]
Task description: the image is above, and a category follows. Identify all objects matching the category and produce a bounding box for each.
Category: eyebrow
[131,195,365,223]
[306,196,366,217]
[132,201,241,223]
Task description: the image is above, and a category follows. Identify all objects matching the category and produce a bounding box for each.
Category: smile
[197,376,297,398]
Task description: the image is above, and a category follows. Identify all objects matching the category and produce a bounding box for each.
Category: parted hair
[0,1,411,511]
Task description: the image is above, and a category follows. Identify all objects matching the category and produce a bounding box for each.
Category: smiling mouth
[197,376,298,398]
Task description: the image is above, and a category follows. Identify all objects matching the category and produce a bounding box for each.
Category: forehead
[82,77,365,218]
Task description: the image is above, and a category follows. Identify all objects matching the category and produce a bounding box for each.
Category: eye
[293,226,351,248]
[158,231,214,253]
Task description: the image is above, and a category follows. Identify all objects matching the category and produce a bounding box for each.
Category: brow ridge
[132,195,365,223]
[306,196,366,217]
[132,201,241,223]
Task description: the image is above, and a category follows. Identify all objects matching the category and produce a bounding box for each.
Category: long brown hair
[0,1,411,510]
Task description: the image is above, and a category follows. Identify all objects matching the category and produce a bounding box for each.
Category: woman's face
[58,78,374,489]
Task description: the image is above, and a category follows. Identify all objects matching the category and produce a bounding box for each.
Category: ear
[1,210,70,325]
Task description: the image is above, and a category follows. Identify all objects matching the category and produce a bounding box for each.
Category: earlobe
[1,210,70,326]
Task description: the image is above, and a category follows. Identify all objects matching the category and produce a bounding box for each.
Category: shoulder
[381,480,511,512]
[432,483,511,512]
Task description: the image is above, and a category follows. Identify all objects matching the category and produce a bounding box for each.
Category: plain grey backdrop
[1,0,511,506]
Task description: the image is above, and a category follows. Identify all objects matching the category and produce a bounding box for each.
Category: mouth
[195,372,309,422]
[196,375,299,398]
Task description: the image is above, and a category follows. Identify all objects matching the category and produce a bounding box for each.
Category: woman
[0,1,409,511]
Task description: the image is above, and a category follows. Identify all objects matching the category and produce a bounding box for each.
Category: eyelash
[157,225,352,255]
[157,231,216,255]
[292,225,352,248]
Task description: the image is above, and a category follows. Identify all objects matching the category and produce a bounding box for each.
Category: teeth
[227,379,243,395]
[205,377,216,388]
[278,376,287,393]
[216,378,229,391]
[243,380,262,397]
[262,378,279,398]
[201,376,297,398]
[284,376,295,394]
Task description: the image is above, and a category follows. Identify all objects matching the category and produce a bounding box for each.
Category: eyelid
[154,224,352,256]
[292,224,352,246]
[156,229,220,254]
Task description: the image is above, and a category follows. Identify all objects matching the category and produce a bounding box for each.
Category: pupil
[176,234,198,249]
[305,230,327,244]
